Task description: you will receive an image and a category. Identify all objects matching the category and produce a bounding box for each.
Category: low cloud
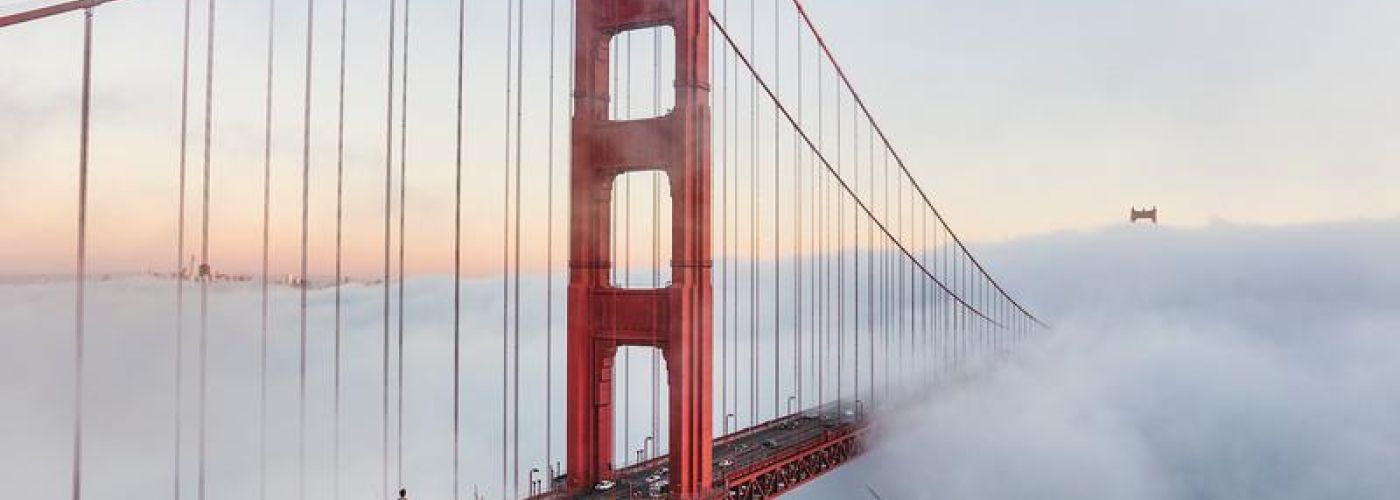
[4,217,1398,499]
[797,217,1400,499]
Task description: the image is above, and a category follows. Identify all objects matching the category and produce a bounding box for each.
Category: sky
[2,0,1398,277]
[4,216,1398,499]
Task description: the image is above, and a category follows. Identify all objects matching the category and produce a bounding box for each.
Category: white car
[593,480,616,492]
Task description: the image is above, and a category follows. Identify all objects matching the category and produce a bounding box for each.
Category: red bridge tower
[567,0,713,498]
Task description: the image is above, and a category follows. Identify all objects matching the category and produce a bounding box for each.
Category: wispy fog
[795,217,1400,499]
[3,217,1397,499]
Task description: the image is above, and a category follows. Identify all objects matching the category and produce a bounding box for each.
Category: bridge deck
[537,402,870,499]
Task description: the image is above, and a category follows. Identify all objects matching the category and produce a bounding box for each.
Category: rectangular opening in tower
[611,170,673,289]
[611,345,672,469]
[608,26,676,121]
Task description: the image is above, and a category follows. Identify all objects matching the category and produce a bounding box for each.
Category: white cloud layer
[795,217,1400,499]
[3,217,1397,499]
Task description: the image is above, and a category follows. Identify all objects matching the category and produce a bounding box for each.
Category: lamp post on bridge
[528,468,541,496]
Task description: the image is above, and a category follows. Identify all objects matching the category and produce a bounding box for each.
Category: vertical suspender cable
[933,214,941,376]
[865,103,873,407]
[816,59,824,410]
[881,129,889,402]
[718,0,729,434]
[861,99,871,410]
[197,0,216,498]
[964,254,971,365]
[614,30,630,462]
[72,8,94,500]
[544,0,555,485]
[828,77,840,408]
[501,0,513,494]
[622,33,631,464]
[851,84,859,413]
[382,0,398,497]
[257,0,276,498]
[451,0,465,495]
[880,140,888,400]
[919,172,927,388]
[511,0,525,491]
[788,0,1043,332]
[713,15,1006,404]
[895,137,903,391]
[397,0,412,489]
[795,3,806,411]
[908,178,916,386]
[806,36,816,410]
[940,221,947,372]
[860,108,869,409]
[333,0,348,496]
[297,0,315,497]
[747,0,758,426]
[566,1,576,477]
[331,0,345,492]
[771,0,782,420]
[862,123,873,400]
[731,3,741,425]
[651,24,661,460]
[173,0,192,498]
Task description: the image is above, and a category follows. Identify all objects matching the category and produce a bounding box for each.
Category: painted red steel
[723,425,869,499]
[534,413,871,499]
[568,0,714,497]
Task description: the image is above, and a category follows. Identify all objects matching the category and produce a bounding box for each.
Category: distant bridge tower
[1130,206,1159,224]
[567,0,713,498]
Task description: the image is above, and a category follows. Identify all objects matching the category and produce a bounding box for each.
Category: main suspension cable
[710,14,1003,327]
[787,0,1042,328]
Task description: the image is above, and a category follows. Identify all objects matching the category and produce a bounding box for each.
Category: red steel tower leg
[567,0,712,497]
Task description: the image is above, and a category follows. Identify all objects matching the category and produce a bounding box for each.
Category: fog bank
[796,217,1400,499]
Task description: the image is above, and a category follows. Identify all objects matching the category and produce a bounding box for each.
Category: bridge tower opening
[567,0,713,497]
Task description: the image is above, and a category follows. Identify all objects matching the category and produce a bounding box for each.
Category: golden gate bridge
[3,0,1046,498]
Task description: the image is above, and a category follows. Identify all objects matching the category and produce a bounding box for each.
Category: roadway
[544,401,867,498]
